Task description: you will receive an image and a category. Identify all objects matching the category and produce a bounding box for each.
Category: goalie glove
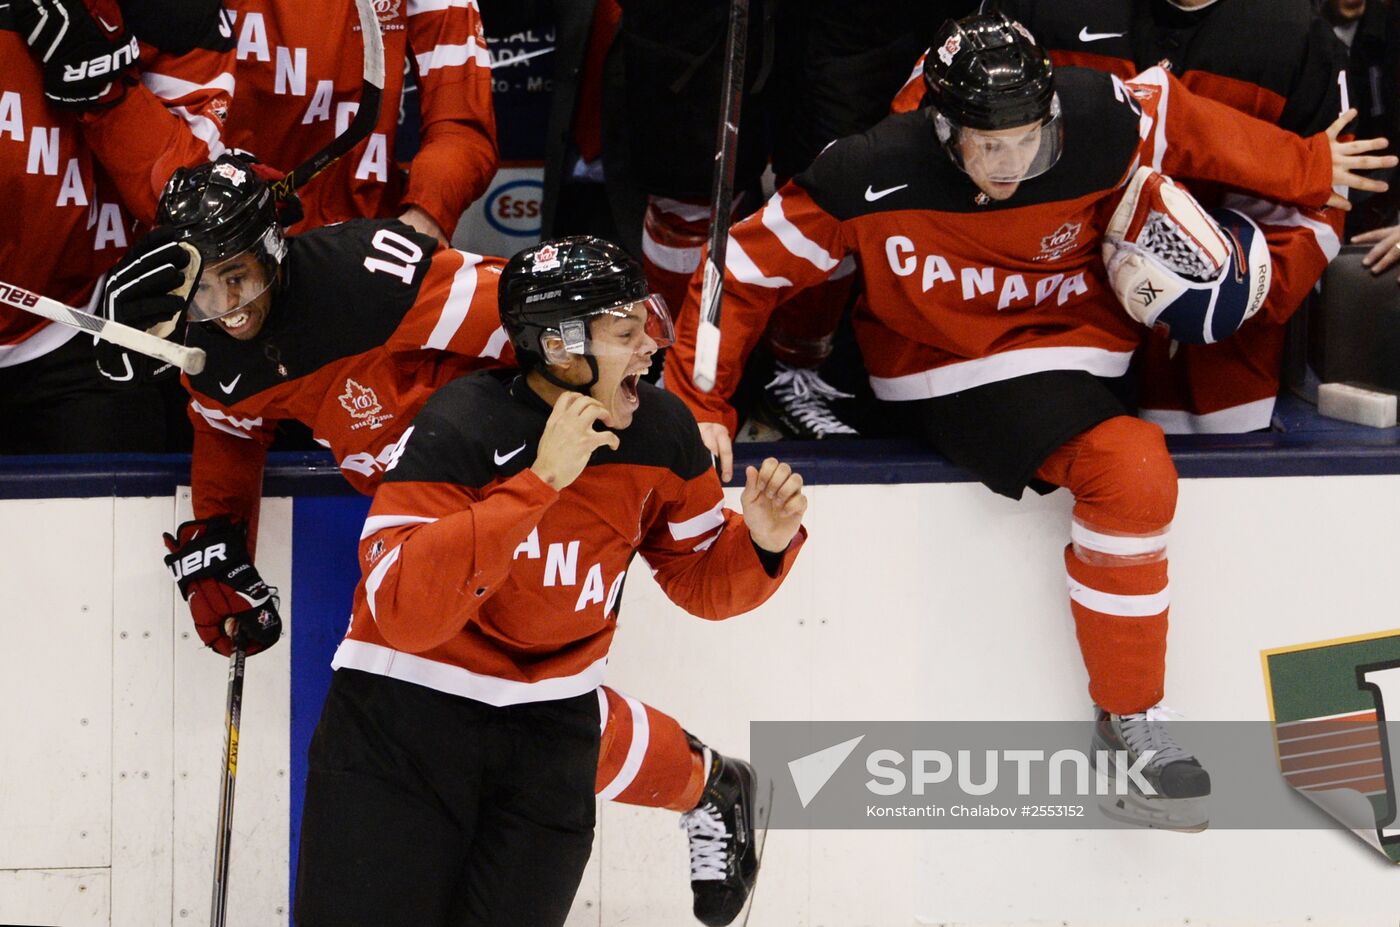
[11,0,140,110]
[164,517,283,657]
[95,227,201,384]
[1103,166,1271,345]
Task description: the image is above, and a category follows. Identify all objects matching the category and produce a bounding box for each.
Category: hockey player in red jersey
[891,0,1353,433]
[667,13,1395,830]
[0,0,233,451]
[100,152,783,924]
[218,0,497,243]
[293,235,806,926]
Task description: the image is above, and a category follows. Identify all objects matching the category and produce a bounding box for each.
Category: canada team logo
[372,0,401,25]
[532,243,561,273]
[212,163,247,187]
[937,33,962,66]
[1036,222,1083,262]
[1262,630,1400,863]
[338,379,393,431]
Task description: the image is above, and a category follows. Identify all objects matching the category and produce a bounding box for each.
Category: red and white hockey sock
[641,196,711,314]
[595,686,706,811]
[1036,417,1177,715]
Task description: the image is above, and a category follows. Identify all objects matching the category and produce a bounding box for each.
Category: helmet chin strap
[536,354,600,395]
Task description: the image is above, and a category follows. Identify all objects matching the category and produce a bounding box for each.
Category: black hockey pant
[294,669,600,927]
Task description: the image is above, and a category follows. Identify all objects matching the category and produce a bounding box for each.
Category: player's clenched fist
[742,457,807,553]
[530,391,620,490]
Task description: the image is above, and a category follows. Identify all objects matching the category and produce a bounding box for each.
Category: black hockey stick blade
[693,0,750,392]
[268,0,385,201]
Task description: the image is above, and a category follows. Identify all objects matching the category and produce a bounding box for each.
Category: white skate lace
[680,802,731,881]
[1117,704,1195,769]
[766,364,857,436]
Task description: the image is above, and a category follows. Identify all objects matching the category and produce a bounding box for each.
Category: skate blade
[1097,792,1209,833]
[739,777,775,927]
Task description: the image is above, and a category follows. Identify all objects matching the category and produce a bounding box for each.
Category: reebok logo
[1078,27,1125,43]
[788,735,865,808]
[494,442,527,466]
[864,184,908,203]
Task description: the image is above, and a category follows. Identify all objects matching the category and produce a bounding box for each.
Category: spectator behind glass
[0,0,235,454]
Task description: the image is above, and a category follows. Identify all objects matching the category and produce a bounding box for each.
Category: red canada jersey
[894,1,1349,430]
[336,370,805,706]
[668,67,1335,433]
[183,219,512,537]
[221,0,497,236]
[0,0,233,365]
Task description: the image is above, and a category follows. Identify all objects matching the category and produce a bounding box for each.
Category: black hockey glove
[95,227,200,384]
[164,517,283,657]
[11,0,140,110]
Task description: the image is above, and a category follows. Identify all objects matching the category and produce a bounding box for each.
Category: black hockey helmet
[156,152,287,322]
[923,13,1062,182]
[499,236,674,387]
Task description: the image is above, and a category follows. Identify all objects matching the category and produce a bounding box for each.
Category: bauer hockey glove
[11,0,140,109]
[95,227,200,384]
[164,517,283,657]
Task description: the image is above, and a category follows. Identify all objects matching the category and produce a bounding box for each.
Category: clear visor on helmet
[551,294,675,360]
[188,226,286,323]
[936,97,1064,184]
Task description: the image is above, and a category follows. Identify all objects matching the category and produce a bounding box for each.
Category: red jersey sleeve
[641,475,805,621]
[79,41,235,223]
[384,247,512,362]
[186,389,277,551]
[357,469,559,654]
[1127,67,1334,210]
[403,0,499,237]
[666,183,852,433]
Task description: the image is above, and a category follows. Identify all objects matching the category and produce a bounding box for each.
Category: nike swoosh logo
[864,184,908,202]
[494,442,527,466]
[96,14,120,33]
[219,374,242,394]
[1079,27,1124,42]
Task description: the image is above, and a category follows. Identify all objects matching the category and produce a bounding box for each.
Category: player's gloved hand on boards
[11,0,140,110]
[95,226,200,384]
[164,517,283,657]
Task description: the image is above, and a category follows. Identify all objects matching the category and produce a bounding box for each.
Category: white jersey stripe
[416,38,491,74]
[1139,396,1276,434]
[762,191,840,273]
[332,639,610,707]
[360,514,439,540]
[869,346,1134,401]
[669,500,725,541]
[726,236,792,289]
[1220,194,1342,262]
[141,70,236,100]
[423,253,481,350]
[408,0,479,12]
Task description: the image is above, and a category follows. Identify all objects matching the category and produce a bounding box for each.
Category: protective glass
[555,294,676,359]
[188,226,285,322]
[937,97,1064,184]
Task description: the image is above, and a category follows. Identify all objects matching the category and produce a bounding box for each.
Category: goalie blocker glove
[1103,166,1271,345]
[11,0,140,109]
[164,517,282,657]
[95,226,200,384]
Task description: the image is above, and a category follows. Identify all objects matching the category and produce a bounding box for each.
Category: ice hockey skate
[681,748,766,926]
[755,362,859,440]
[1091,706,1211,832]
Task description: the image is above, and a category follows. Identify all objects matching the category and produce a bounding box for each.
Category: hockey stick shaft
[209,647,245,927]
[0,279,205,374]
[692,0,750,393]
[268,0,384,201]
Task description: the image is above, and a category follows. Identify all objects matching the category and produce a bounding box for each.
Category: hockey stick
[0,278,206,374]
[692,0,750,393]
[209,647,245,927]
[267,0,384,201]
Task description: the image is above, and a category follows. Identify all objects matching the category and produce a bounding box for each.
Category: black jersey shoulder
[1152,0,1321,104]
[185,218,439,403]
[799,67,1141,217]
[385,372,714,490]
